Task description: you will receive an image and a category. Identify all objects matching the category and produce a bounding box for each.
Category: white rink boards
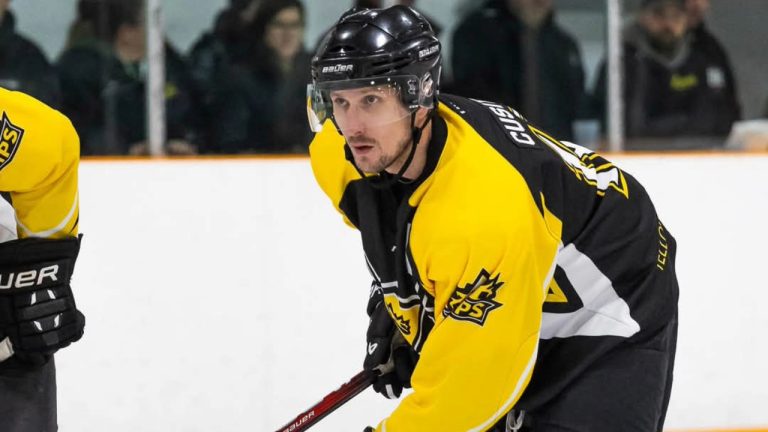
[50,154,768,431]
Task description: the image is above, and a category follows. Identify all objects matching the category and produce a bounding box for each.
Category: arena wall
[51,154,768,431]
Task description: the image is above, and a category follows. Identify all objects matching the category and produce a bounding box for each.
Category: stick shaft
[275,370,374,432]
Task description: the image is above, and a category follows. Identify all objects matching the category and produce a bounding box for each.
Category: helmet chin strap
[344,109,434,189]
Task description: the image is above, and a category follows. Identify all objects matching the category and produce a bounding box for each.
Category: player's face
[641,3,689,50]
[330,86,413,174]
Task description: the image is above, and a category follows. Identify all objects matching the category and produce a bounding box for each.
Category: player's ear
[414,107,431,125]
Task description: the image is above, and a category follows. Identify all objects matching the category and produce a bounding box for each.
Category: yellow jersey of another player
[0,87,79,240]
[310,93,678,431]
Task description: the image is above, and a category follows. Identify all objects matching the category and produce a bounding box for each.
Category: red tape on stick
[275,370,374,432]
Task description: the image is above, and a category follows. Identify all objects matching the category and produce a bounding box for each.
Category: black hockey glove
[0,236,86,366]
[363,283,419,400]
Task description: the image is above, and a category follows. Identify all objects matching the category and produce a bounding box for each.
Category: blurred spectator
[765,96,768,118]
[451,0,586,141]
[206,0,311,153]
[57,0,201,155]
[0,0,60,106]
[593,0,740,141]
[685,0,740,119]
[393,0,442,36]
[188,0,263,148]
[725,119,768,151]
[188,0,263,97]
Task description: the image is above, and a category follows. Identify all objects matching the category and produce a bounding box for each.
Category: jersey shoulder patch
[443,269,504,326]
[0,112,24,171]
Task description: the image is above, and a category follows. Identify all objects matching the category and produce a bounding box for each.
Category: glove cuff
[0,236,81,295]
[367,281,383,317]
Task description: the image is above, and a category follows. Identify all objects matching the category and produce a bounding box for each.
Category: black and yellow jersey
[310,93,679,431]
[0,87,80,240]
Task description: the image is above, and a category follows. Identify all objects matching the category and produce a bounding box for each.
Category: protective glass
[307,75,423,133]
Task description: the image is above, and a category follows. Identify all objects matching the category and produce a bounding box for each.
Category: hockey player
[308,6,679,432]
[0,87,86,431]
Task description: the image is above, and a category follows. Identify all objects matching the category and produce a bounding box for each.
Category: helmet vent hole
[329,45,357,54]
[370,55,410,68]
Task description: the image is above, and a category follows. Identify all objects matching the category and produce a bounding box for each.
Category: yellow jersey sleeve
[0,88,80,239]
[309,121,360,229]
[377,115,561,431]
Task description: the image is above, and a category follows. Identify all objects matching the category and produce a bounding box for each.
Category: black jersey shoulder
[438,94,546,151]
[437,93,557,194]
[437,93,559,214]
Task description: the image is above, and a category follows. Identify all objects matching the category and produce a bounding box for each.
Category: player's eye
[332,97,349,109]
[363,95,381,106]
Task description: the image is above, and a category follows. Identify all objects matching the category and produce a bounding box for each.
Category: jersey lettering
[0,264,60,290]
[473,99,536,147]
[533,127,629,198]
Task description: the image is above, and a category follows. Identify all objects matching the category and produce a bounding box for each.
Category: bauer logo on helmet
[321,64,354,74]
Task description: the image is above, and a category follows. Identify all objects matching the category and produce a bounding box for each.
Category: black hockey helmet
[307,5,441,132]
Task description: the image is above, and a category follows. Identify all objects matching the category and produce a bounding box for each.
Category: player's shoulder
[436,94,573,198]
[1,88,77,170]
[1,87,69,126]
[309,120,359,205]
[437,94,549,156]
[309,119,346,172]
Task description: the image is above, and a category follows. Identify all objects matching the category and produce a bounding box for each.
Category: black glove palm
[364,284,418,399]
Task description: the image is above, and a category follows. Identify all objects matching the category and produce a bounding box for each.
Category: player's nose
[340,107,367,136]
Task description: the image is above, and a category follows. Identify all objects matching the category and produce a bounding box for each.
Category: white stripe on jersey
[0,198,17,242]
[468,251,558,432]
[540,243,641,339]
[468,341,540,432]
[16,191,79,238]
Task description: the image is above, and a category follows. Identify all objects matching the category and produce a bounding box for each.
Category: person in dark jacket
[0,0,60,107]
[187,0,265,150]
[451,0,586,141]
[187,0,263,101]
[593,0,740,142]
[57,0,201,155]
[207,0,312,154]
[685,0,740,120]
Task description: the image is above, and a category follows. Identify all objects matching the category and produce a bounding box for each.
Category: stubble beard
[356,132,413,174]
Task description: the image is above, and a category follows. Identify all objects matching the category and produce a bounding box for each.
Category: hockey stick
[274,370,374,432]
